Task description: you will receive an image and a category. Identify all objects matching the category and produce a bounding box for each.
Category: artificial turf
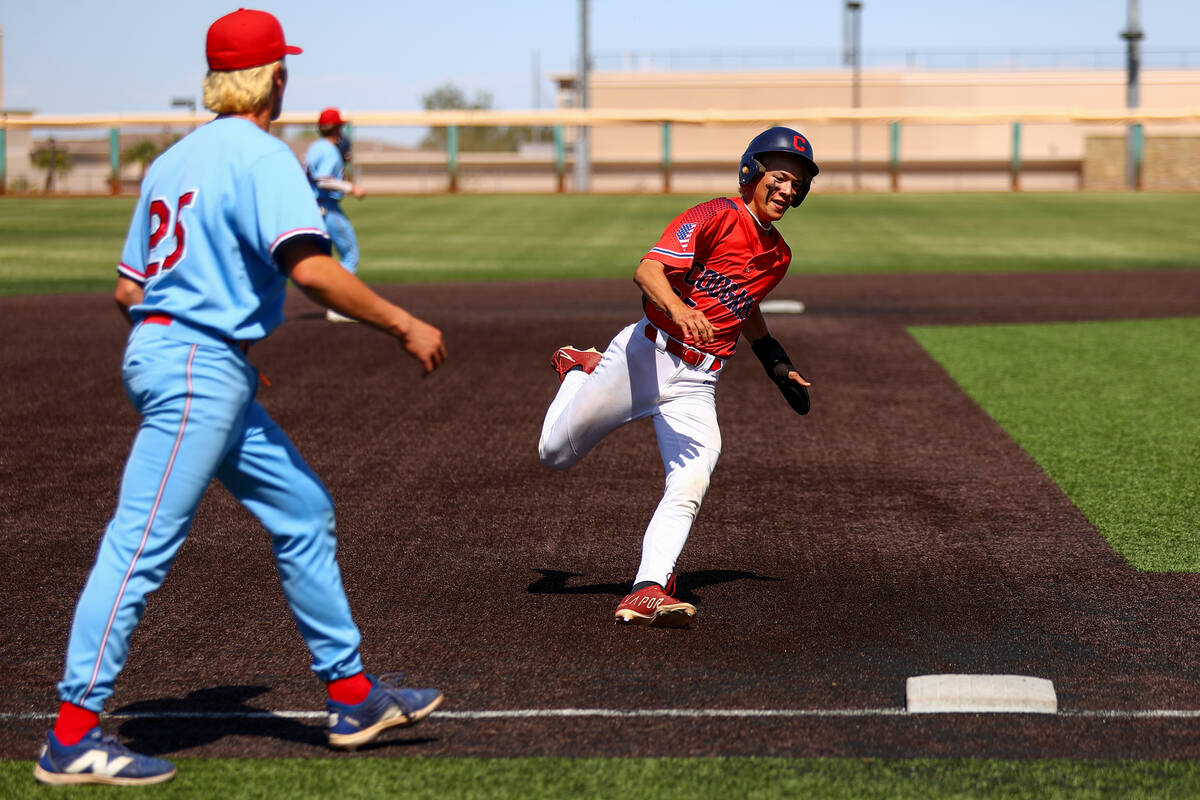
[2,192,1198,294]
[6,757,1200,799]
[910,317,1200,571]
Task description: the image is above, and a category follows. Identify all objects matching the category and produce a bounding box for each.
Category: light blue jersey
[118,117,329,341]
[58,116,365,713]
[304,136,359,273]
[305,137,345,202]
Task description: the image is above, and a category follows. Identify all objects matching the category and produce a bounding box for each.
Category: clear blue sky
[2,0,1197,116]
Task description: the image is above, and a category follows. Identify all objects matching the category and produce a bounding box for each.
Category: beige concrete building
[4,49,1199,194]
[572,68,1200,192]
[350,65,1200,194]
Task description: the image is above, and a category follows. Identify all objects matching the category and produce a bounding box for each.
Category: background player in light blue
[35,9,447,787]
[305,107,364,322]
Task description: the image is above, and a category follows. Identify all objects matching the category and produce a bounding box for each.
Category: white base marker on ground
[759,299,805,314]
[906,674,1058,714]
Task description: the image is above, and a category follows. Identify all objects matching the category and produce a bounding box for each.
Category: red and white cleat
[551,345,602,382]
[614,577,695,628]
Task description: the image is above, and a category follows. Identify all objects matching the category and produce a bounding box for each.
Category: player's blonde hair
[202,60,282,115]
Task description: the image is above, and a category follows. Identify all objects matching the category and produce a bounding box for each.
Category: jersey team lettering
[682,263,756,321]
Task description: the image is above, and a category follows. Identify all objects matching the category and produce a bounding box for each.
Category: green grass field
[911,317,1200,572]
[3,194,1198,797]
[6,757,1200,799]
[1,193,1198,293]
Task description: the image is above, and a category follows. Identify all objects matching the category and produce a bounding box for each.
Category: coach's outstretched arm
[279,237,446,373]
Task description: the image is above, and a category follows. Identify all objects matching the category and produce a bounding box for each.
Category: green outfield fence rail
[3,106,1198,195]
[1011,122,1022,191]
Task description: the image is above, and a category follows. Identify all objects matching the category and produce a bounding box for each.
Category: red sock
[327,673,372,705]
[53,702,99,746]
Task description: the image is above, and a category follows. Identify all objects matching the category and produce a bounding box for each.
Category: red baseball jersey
[642,197,791,358]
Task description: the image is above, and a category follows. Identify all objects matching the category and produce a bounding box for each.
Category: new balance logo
[67,749,133,777]
[332,712,365,730]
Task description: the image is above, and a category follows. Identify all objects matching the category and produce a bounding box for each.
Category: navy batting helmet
[738,126,819,207]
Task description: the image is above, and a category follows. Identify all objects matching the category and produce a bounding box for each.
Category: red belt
[142,313,250,354]
[643,324,723,372]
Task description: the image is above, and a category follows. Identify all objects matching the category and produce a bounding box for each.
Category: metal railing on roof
[5,107,1200,129]
[592,48,1200,72]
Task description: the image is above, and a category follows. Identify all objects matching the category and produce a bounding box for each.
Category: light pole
[844,2,863,191]
[575,0,591,193]
[171,97,198,133]
[1120,0,1143,190]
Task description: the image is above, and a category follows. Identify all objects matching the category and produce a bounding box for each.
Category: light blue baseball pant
[320,200,359,274]
[58,320,364,711]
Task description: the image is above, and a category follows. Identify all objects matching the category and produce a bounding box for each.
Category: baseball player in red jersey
[538,127,817,627]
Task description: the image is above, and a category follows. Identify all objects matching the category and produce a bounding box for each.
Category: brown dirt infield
[2,269,1199,761]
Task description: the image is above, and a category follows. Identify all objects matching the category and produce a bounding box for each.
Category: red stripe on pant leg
[83,345,197,700]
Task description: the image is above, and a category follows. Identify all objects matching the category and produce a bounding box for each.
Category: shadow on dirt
[113,685,437,755]
[526,568,781,602]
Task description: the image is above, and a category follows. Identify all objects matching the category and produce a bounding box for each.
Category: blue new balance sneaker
[33,727,176,786]
[327,673,443,749]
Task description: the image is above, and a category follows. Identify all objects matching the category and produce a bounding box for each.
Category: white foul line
[1,708,904,722]
[1061,710,1200,719]
[3,707,1200,722]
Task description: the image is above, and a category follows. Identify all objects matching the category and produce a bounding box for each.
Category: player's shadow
[114,685,436,755]
[526,568,781,603]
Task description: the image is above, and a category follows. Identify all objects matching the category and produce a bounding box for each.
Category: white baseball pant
[539,318,722,587]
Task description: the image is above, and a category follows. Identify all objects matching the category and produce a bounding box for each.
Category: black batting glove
[750,335,811,416]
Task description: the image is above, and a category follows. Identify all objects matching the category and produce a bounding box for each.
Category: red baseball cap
[318,108,345,127]
[206,8,302,71]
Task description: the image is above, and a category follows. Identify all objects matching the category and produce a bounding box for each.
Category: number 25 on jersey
[146,190,197,278]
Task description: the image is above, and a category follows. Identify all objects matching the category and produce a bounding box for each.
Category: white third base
[760,299,805,314]
[906,674,1058,714]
